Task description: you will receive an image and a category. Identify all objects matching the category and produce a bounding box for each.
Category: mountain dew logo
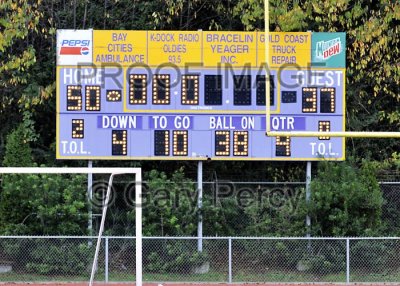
[315,37,342,60]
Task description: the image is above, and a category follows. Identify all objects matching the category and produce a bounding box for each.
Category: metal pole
[197,160,203,252]
[88,161,93,241]
[105,237,109,283]
[306,162,312,251]
[228,238,232,283]
[136,171,143,286]
[346,238,350,283]
[306,161,311,237]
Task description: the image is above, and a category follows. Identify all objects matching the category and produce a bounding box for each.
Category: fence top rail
[0,167,141,174]
[202,181,307,185]
[0,235,400,240]
[379,182,400,185]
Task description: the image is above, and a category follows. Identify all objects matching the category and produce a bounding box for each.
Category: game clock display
[57,66,345,160]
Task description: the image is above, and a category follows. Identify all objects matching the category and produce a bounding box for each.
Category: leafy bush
[351,240,400,273]
[145,240,208,273]
[234,239,306,272]
[25,240,92,274]
[2,123,33,167]
[309,160,384,237]
[0,173,87,235]
[140,169,198,237]
[0,239,92,275]
[299,242,346,275]
[0,239,34,270]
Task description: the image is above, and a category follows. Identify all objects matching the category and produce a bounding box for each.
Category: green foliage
[235,240,296,270]
[350,240,400,273]
[309,160,384,236]
[2,123,33,167]
[202,188,246,236]
[0,123,87,235]
[118,161,392,238]
[139,168,198,236]
[0,239,92,275]
[241,186,307,236]
[234,239,345,275]
[146,240,208,273]
[25,241,91,274]
[0,0,40,87]
[0,173,88,235]
[0,0,45,162]
[233,0,308,31]
[150,0,242,30]
[131,168,308,237]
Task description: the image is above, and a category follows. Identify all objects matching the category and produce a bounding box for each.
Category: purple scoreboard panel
[56,30,346,161]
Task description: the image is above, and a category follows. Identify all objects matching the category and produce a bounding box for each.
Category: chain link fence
[1,236,400,283]
[381,182,400,235]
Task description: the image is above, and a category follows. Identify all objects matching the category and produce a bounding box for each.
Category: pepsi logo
[81,47,89,55]
[60,40,91,56]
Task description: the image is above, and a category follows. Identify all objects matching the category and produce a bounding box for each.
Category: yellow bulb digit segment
[233,131,248,156]
[215,131,230,156]
[153,74,170,104]
[112,130,127,156]
[318,121,331,140]
[214,131,249,156]
[129,74,147,104]
[302,87,317,113]
[173,130,188,156]
[71,119,84,138]
[276,136,291,156]
[85,85,101,111]
[154,130,170,156]
[182,75,199,105]
[320,87,335,113]
[67,85,82,111]
[106,90,122,102]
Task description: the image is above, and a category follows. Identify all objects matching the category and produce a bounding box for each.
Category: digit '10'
[154,130,188,156]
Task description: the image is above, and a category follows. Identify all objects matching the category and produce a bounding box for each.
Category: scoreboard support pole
[197,161,203,252]
[136,170,143,286]
[88,160,93,243]
[306,162,312,249]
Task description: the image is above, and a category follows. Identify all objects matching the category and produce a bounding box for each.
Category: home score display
[56,30,346,161]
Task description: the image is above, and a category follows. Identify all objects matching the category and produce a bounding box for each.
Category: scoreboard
[56,30,346,161]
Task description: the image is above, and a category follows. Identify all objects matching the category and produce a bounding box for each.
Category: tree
[0,173,88,235]
[233,0,308,31]
[0,124,87,235]
[2,123,34,167]
[140,168,198,236]
[0,0,42,155]
[309,160,384,236]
